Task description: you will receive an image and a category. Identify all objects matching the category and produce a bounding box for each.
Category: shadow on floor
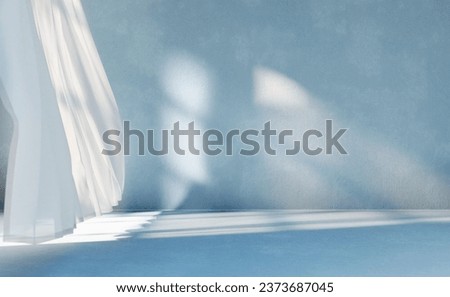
[1,210,450,276]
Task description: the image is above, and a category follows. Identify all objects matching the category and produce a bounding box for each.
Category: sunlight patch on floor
[0,211,159,246]
[139,210,450,239]
[1,210,450,245]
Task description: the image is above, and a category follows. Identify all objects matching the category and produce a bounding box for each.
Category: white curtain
[0,0,124,243]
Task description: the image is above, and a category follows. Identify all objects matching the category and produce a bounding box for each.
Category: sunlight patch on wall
[159,52,213,209]
[253,66,310,111]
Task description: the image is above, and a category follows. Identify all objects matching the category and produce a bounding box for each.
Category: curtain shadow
[0,83,14,212]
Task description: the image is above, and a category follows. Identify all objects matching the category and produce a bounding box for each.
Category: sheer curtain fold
[0,0,124,243]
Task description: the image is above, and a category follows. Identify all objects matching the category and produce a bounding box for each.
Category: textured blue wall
[82,0,450,209]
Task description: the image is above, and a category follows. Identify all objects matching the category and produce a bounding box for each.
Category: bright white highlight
[159,52,212,209]
[254,66,310,110]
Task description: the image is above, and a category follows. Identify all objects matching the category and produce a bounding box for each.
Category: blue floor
[1,211,450,276]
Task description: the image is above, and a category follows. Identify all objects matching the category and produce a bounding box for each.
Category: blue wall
[81,0,450,209]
